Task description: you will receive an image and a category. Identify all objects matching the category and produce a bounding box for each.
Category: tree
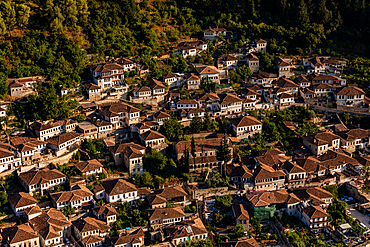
[162,118,183,141]
[216,135,232,164]
[50,6,64,34]
[0,1,16,38]
[203,108,213,131]
[0,13,7,41]
[0,191,8,207]
[76,0,89,26]
[250,216,261,234]
[16,4,30,31]
[216,195,232,208]
[62,205,75,216]
[297,0,310,28]
[190,114,202,133]
[191,136,196,164]
[75,114,84,122]
[64,0,78,28]
[180,144,190,173]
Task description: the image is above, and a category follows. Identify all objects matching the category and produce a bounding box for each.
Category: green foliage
[87,184,94,191]
[250,216,261,235]
[11,87,78,121]
[62,205,75,216]
[184,205,197,213]
[216,136,232,163]
[216,195,232,209]
[80,138,106,156]
[0,191,8,207]
[206,170,229,188]
[133,172,154,188]
[33,194,50,203]
[74,114,85,123]
[179,239,213,247]
[189,114,203,133]
[57,163,81,177]
[114,201,148,229]
[161,118,184,141]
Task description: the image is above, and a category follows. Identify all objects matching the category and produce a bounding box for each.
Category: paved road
[347,204,370,228]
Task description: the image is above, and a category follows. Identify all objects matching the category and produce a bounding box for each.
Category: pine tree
[216,135,232,164]
[50,6,64,34]
[17,4,30,31]
[76,0,89,26]
[203,108,213,131]
[191,136,196,158]
[45,0,55,22]
[0,1,16,38]
[64,0,78,29]
[297,0,310,28]
[180,144,190,173]
[190,113,202,133]
[0,14,7,42]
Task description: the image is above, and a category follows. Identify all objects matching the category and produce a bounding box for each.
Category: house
[8,80,27,97]
[219,238,260,247]
[217,54,238,70]
[228,116,262,140]
[77,121,98,139]
[184,73,201,90]
[254,38,267,52]
[240,88,261,102]
[250,70,273,86]
[179,40,207,51]
[195,66,220,84]
[300,205,328,232]
[23,206,43,221]
[29,120,64,141]
[146,207,186,227]
[198,93,220,110]
[295,75,310,88]
[133,86,152,100]
[98,102,141,127]
[300,88,316,99]
[139,130,166,150]
[163,73,182,89]
[281,161,306,189]
[146,194,167,209]
[242,98,256,111]
[334,86,365,107]
[312,74,346,86]
[232,203,250,231]
[74,159,103,176]
[176,99,199,110]
[253,164,286,191]
[47,132,82,156]
[18,168,67,195]
[304,57,325,73]
[50,184,94,209]
[109,142,145,176]
[275,57,293,77]
[293,156,327,178]
[0,224,40,247]
[303,132,341,156]
[226,163,254,190]
[174,137,231,171]
[149,78,166,102]
[152,111,171,125]
[84,82,101,101]
[173,45,197,58]
[272,77,299,96]
[29,208,72,246]
[111,228,144,247]
[163,218,208,246]
[99,178,137,203]
[292,187,333,207]
[8,192,38,218]
[151,186,188,206]
[245,191,278,220]
[72,217,110,247]
[336,128,370,152]
[318,149,359,173]
[245,53,260,73]
[254,148,288,167]
[278,92,294,105]
[90,63,125,89]
[203,27,228,40]
[131,122,153,134]
[88,114,114,138]
[217,93,243,115]
[108,57,136,71]
[313,83,333,98]
[10,137,46,165]
[92,204,118,226]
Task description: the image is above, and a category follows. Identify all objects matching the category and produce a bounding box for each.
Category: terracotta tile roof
[281,161,306,174]
[91,63,123,73]
[287,193,301,204]
[108,57,135,65]
[255,38,267,44]
[318,149,359,168]
[336,86,365,95]
[164,218,207,240]
[232,203,249,220]
[302,205,328,219]
[146,207,185,220]
[1,224,39,244]
[218,93,242,104]
[50,185,93,203]
[84,82,101,90]
[184,73,200,81]
[228,116,261,128]
[308,57,324,67]
[240,88,261,96]
[246,53,259,61]
[72,217,110,233]
[293,156,324,173]
[255,154,287,167]
[74,159,103,173]
[163,73,181,79]
[149,78,166,89]
[176,99,199,105]
[99,102,140,118]
[83,235,104,245]
[303,132,340,146]
[291,187,333,205]
[8,192,37,209]
[195,66,220,75]
[219,237,260,247]
[198,93,219,101]
[253,164,286,180]
[188,108,205,114]
[47,132,81,146]
[137,188,151,197]
[355,155,370,166]
[23,205,42,216]
[273,189,290,204]
[279,91,294,99]
[109,142,145,154]
[302,88,315,95]
[252,70,270,79]
[111,228,144,246]
[218,54,238,62]
[29,120,64,132]
[226,163,253,178]
[295,75,310,83]
[152,186,187,199]
[147,194,167,205]
[314,83,333,90]
[246,191,276,207]
[92,204,118,217]
[312,75,339,81]
[18,168,66,186]
[175,137,225,154]
[257,148,285,156]
[154,111,171,119]
[133,86,151,92]
[102,179,137,196]
[140,130,165,141]
[275,57,291,67]
[273,77,298,88]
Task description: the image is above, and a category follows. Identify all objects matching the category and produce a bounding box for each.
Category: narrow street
[347,204,370,228]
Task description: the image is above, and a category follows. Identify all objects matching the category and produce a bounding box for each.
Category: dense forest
[0,0,369,90]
